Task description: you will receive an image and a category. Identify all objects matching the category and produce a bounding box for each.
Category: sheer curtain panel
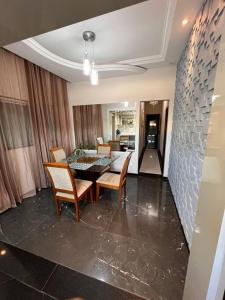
[0,48,72,213]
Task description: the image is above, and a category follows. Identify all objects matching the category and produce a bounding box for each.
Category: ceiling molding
[21,0,177,73]
[160,0,177,58]
[118,0,177,66]
[22,38,146,74]
[118,54,164,65]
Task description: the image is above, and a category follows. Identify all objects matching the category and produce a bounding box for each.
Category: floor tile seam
[0,250,57,287]
[0,267,22,284]
[0,269,58,299]
[0,276,14,287]
[44,260,138,298]
[0,223,12,244]
[1,242,110,291]
[2,216,182,259]
[41,264,59,292]
[36,255,147,300]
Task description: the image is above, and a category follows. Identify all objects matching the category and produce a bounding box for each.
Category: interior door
[145,114,160,149]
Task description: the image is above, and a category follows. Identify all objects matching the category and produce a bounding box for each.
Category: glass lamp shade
[90,68,99,85]
[83,58,91,76]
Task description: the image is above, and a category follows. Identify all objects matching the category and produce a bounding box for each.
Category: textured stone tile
[168,0,225,246]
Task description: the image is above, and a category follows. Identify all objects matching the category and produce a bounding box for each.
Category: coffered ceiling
[5,0,203,82]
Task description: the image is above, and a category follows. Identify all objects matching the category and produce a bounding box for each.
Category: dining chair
[96,137,104,145]
[108,140,121,151]
[44,162,93,222]
[97,144,111,156]
[96,153,132,207]
[50,147,66,162]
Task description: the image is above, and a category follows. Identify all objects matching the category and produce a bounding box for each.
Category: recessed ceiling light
[182,19,189,26]
[0,249,6,256]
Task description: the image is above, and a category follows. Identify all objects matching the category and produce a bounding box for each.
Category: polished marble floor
[0,175,189,300]
[0,241,144,300]
[140,149,162,175]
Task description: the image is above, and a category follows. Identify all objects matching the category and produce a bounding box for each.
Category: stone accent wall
[168,0,225,246]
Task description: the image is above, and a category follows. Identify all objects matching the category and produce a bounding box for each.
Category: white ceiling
[34,0,167,64]
[5,0,203,82]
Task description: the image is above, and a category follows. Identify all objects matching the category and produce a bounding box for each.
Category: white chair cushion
[56,179,92,199]
[97,146,111,156]
[56,192,75,199]
[75,179,92,197]
[53,149,66,162]
[47,167,73,191]
[110,151,130,172]
[96,172,120,187]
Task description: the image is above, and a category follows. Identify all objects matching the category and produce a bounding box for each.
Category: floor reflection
[0,175,189,300]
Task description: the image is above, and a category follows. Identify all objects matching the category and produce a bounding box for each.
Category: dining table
[66,153,119,200]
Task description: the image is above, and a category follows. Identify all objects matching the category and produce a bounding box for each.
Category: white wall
[68,66,176,176]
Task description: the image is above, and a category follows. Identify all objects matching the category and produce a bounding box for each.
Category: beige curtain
[0,97,39,206]
[73,104,103,147]
[0,135,18,211]
[25,62,72,188]
[0,49,35,212]
[0,48,72,213]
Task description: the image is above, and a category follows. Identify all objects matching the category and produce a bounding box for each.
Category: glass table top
[66,153,118,171]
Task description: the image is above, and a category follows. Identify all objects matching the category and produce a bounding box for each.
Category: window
[0,101,33,149]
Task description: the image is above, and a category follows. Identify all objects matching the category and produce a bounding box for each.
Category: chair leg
[118,188,122,208]
[124,182,127,199]
[90,187,94,203]
[74,202,80,222]
[84,193,88,203]
[55,200,61,215]
[96,184,100,202]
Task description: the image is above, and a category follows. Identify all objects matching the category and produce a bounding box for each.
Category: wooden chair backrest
[97,144,111,156]
[119,153,132,187]
[108,140,120,151]
[43,162,78,199]
[50,147,66,162]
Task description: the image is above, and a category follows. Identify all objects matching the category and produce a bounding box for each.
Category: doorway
[139,100,169,175]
